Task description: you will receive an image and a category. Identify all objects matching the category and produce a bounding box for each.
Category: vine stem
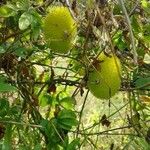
[0,120,43,128]
[118,0,138,65]
[80,102,129,132]
[71,120,150,136]
[76,90,89,138]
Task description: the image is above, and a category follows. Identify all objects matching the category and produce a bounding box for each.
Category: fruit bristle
[43,6,77,53]
[87,52,122,99]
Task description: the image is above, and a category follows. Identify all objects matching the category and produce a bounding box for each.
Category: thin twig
[76,90,89,137]
[81,102,129,132]
[118,0,138,65]
[72,119,150,136]
[0,120,43,128]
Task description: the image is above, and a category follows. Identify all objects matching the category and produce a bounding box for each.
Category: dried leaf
[140,95,150,105]
[47,83,56,93]
[101,114,111,127]
[0,123,5,140]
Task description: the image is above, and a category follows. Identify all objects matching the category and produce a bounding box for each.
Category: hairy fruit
[43,6,77,53]
[87,52,122,99]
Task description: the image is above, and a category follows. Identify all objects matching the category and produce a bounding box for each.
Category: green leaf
[141,0,150,14]
[29,9,42,40]
[39,94,53,107]
[141,0,148,7]
[57,109,78,130]
[135,77,150,89]
[34,144,42,150]
[142,24,150,45]
[14,47,27,58]
[0,98,9,117]
[143,35,150,45]
[0,46,5,54]
[19,12,33,30]
[131,15,143,39]
[113,4,122,15]
[66,138,80,150]
[40,119,49,130]
[57,109,76,119]
[143,24,150,35]
[0,5,15,17]
[136,48,145,57]
[59,97,75,110]
[131,15,142,33]
[0,98,9,109]
[58,118,78,130]
[0,76,16,92]
[134,137,150,150]
[0,82,16,92]
[40,118,63,149]
[58,124,72,131]
[16,0,30,10]
[113,30,127,51]
[31,26,41,41]
[3,124,12,150]
[30,9,42,27]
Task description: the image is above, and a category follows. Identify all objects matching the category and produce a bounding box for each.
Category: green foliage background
[0,0,150,149]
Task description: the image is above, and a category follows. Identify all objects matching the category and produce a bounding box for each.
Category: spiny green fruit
[87,52,122,99]
[43,6,77,53]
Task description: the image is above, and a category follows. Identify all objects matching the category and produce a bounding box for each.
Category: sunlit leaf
[113,30,127,50]
[16,0,30,10]
[143,53,150,64]
[59,97,75,110]
[39,94,53,107]
[0,5,15,17]
[141,0,150,14]
[19,12,33,30]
